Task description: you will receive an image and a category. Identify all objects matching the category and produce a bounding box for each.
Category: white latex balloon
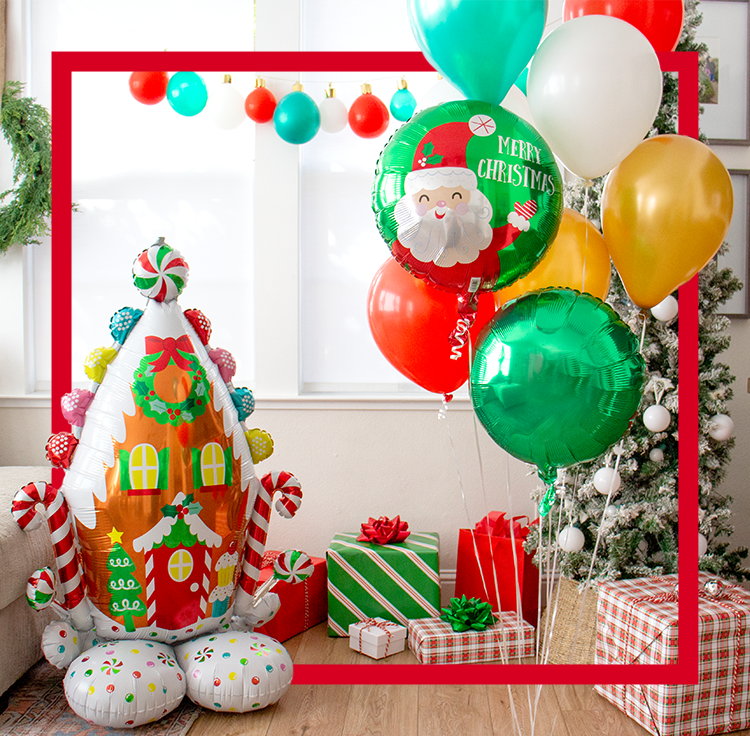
[649,447,665,463]
[500,84,534,126]
[527,15,663,180]
[593,466,621,495]
[319,95,348,133]
[698,532,708,557]
[644,404,671,433]
[650,295,679,322]
[558,525,585,552]
[206,81,246,130]
[708,413,735,441]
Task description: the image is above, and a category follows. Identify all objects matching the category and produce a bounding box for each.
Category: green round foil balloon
[372,100,562,296]
[470,288,645,484]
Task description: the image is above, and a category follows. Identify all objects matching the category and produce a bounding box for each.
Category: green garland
[0,81,51,255]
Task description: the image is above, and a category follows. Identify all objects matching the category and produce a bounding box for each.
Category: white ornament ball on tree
[604,504,619,518]
[558,525,585,552]
[644,404,671,432]
[708,413,734,441]
[593,466,621,495]
[698,532,708,557]
[650,295,678,322]
[649,447,664,463]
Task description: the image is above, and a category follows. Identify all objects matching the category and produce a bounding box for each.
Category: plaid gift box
[407,612,535,664]
[326,532,441,636]
[349,617,407,659]
[595,573,750,736]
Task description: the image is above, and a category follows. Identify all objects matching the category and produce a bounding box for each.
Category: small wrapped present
[454,511,539,626]
[327,531,440,636]
[349,617,407,659]
[595,573,750,736]
[253,550,327,642]
[408,611,535,664]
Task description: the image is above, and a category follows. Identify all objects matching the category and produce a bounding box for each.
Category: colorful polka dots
[125,693,134,703]
[106,684,115,694]
[229,672,237,681]
[147,683,156,693]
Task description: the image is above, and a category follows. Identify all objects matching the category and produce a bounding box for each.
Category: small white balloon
[644,404,671,432]
[708,413,734,441]
[698,532,708,557]
[650,295,678,322]
[206,78,246,130]
[649,447,665,463]
[593,466,621,495]
[319,94,348,133]
[558,525,585,553]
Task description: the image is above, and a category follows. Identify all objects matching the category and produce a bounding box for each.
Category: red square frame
[51,50,699,686]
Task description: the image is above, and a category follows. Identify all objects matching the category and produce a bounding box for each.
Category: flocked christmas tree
[525,0,749,585]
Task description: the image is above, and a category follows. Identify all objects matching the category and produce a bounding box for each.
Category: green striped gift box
[326,532,441,636]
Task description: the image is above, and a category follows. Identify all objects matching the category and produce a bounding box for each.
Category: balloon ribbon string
[447,292,478,361]
[582,179,592,295]
[539,483,555,517]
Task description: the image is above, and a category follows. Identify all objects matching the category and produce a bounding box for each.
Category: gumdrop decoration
[184,308,212,345]
[209,347,237,383]
[109,306,143,344]
[45,432,79,469]
[61,388,95,427]
[84,346,118,383]
[245,428,274,463]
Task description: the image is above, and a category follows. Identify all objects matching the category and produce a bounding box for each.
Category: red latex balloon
[349,90,390,139]
[245,86,277,123]
[563,0,684,52]
[128,71,169,105]
[367,258,496,395]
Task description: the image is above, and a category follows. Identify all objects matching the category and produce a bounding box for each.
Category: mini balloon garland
[128,71,419,144]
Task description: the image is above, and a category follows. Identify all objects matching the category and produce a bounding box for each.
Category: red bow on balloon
[145,334,194,370]
[357,515,410,545]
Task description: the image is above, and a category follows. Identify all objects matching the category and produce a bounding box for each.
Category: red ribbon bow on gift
[357,515,410,545]
[145,334,194,371]
[474,512,531,541]
[358,618,395,657]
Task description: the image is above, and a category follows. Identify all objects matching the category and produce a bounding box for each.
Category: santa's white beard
[394,201,493,268]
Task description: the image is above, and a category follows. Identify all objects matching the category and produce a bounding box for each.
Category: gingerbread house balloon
[12,240,305,727]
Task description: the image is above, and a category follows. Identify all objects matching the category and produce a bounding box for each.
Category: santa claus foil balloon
[12,239,307,727]
[372,99,563,297]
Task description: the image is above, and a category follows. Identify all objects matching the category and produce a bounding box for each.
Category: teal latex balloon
[470,288,644,484]
[514,67,529,96]
[407,0,548,105]
[273,91,321,144]
[390,87,417,122]
[372,99,562,296]
[166,72,208,117]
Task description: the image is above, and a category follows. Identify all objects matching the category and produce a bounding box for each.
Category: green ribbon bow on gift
[440,595,496,632]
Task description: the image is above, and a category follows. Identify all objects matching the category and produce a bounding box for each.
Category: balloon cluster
[364,0,735,509]
[128,72,418,144]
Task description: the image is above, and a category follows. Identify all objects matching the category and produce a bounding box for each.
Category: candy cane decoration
[12,482,88,617]
[238,471,302,598]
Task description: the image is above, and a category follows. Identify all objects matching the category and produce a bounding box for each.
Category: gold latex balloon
[495,208,611,306]
[601,135,733,309]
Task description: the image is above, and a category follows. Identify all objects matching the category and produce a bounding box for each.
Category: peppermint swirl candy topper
[274,549,314,584]
[132,238,189,302]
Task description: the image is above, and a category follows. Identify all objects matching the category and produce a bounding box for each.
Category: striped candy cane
[12,482,87,612]
[238,471,302,597]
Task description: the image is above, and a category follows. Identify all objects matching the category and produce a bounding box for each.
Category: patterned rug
[0,660,200,736]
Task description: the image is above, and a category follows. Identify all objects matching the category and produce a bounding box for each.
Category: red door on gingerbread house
[133,492,222,631]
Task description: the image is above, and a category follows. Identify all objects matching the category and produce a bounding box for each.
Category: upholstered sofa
[0,466,55,698]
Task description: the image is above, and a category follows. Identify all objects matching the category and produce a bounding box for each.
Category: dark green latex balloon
[470,289,645,482]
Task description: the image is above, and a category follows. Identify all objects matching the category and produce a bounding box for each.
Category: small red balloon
[348,91,390,139]
[563,0,684,52]
[367,258,496,395]
[128,71,169,105]
[245,86,277,123]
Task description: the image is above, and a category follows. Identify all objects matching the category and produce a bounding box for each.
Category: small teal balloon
[273,91,321,144]
[514,67,529,96]
[167,72,208,117]
[390,86,417,122]
[407,0,547,105]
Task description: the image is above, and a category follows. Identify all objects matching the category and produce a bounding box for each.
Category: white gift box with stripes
[349,618,407,659]
[326,532,441,637]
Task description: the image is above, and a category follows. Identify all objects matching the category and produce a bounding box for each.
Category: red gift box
[454,512,539,626]
[253,550,327,642]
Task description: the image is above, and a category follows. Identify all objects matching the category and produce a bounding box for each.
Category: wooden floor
[187,623,750,736]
